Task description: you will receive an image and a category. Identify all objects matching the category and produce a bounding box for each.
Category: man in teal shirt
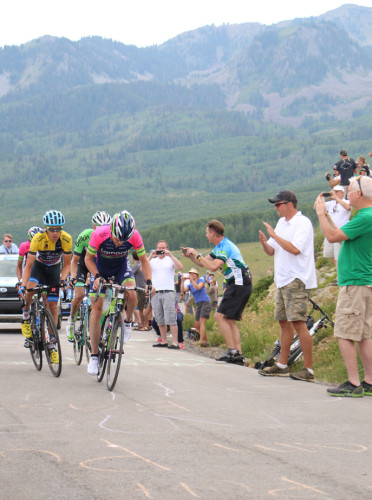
[182,219,252,364]
[315,176,372,397]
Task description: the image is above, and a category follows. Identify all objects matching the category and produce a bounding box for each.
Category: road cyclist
[16,226,43,281]
[84,210,152,376]
[18,210,72,365]
[66,210,112,342]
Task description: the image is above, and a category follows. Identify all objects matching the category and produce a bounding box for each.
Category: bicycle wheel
[73,306,84,366]
[29,308,42,371]
[97,315,109,383]
[41,309,62,377]
[107,313,124,391]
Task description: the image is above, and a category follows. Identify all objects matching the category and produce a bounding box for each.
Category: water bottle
[67,288,72,302]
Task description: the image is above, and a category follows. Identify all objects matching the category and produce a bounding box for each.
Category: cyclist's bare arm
[70,253,80,280]
[16,258,23,281]
[60,253,72,281]
[138,253,152,282]
[21,254,36,289]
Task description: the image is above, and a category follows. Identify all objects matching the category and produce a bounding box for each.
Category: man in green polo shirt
[315,175,372,397]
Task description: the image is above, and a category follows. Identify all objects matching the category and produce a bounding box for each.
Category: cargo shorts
[275,278,309,322]
[334,285,372,341]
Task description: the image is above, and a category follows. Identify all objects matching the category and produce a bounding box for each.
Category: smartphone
[322,192,332,197]
[156,250,165,255]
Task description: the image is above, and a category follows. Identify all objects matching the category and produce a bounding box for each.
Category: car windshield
[0,259,18,278]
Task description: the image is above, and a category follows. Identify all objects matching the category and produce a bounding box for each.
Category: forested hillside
[0,4,372,245]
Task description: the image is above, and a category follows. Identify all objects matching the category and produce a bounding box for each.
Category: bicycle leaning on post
[94,279,146,391]
[24,284,62,377]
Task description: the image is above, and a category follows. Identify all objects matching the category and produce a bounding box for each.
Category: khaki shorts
[334,285,372,341]
[323,238,342,260]
[275,279,309,322]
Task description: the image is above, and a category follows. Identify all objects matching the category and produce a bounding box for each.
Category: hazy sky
[1,1,371,48]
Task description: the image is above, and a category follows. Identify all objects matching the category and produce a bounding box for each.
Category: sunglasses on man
[47,227,63,233]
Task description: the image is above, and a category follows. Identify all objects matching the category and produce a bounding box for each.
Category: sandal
[139,325,152,331]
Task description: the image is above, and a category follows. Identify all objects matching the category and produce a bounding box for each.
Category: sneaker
[179,342,184,349]
[216,349,234,362]
[258,363,289,377]
[21,319,32,338]
[124,322,131,344]
[87,356,99,375]
[361,380,372,396]
[66,317,75,343]
[327,380,364,397]
[229,352,245,365]
[49,348,59,364]
[290,367,315,382]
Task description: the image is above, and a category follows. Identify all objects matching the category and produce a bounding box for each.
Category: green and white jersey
[73,228,93,258]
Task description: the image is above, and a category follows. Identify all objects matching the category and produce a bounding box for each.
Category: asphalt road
[1,323,372,499]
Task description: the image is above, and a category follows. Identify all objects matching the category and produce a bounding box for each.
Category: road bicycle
[71,283,91,365]
[25,284,62,377]
[255,298,334,370]
[94,280,146,391]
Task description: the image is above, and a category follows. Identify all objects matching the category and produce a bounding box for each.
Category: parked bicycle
[255,298,334,370]
[25,284,62,377]
[94,280,146,391]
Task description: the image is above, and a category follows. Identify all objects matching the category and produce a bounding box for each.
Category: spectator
[258,190,317,382]
[0,233,19,254]
[132,250,152,331]
[206,273,219,310]
[149,240,183,349]
[314,176,372,397]
[181,219,252,364]
[152,302,184,348]
[323,186,351,269]
[175,272,182,303]
[360,165,372,177]
[325,166,341,189]
[356,156,369,175]
[181,268,212,347]
[334,150,357,198]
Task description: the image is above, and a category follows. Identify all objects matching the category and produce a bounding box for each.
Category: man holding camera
[149,240,183,348]
[322,186,351,269]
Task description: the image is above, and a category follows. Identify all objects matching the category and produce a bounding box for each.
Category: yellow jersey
[29,230,72,266]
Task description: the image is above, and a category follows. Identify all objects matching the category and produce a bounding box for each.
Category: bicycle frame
[255,298,334,369]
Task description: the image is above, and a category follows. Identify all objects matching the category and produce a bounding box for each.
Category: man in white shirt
[258,190,317,382]
[323,185,351,267]
[149,240,183,349]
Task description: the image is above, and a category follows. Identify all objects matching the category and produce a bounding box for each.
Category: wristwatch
[196,254,202,261]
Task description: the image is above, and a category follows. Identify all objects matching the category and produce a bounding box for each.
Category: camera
[322,192,332,197]
[156,250,165,255]
[183,273,189,278]
[325,173,331,181]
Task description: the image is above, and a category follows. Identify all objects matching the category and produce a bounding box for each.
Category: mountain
[1,4,372,244]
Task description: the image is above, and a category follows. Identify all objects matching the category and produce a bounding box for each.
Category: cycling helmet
[111,211,135,242]
[43,210,65,227]
[28,226,42,240]
[92,211,112,226]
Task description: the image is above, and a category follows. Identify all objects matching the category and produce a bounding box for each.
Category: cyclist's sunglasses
[47,226,63,233]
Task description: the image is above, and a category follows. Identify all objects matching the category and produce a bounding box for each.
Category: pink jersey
[18,241,30,261]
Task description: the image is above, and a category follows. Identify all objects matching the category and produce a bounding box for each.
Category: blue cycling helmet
[28,226,42,240]
[92,211,112,226]
[111,211,135,242]
[43,210,65,227]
